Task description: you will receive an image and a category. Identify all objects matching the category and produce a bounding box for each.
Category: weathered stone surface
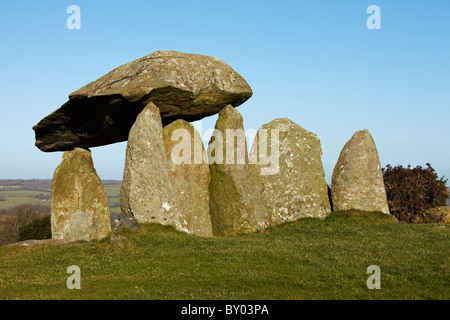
[163,120,213,237]
[33,51,252,152]
[51,148,111,241]
[208,105,270,236]
[331,129,390,214]
[120,102,189,233]
[250,118,331,224]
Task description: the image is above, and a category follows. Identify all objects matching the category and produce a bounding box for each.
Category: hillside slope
[0,210,448,300]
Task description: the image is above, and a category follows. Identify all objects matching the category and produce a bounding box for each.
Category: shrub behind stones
[18,215,51,242]
[382,163,448,223]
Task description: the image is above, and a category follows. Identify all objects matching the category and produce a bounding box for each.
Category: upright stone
[51,148,111,241]
[208,105,270,236]
[250,118,331,224]
[331,129,390,214]
[163,119,213,237]
[120,102,189,233]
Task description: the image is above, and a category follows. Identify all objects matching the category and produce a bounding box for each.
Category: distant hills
[0,180,448,209]
[0,179,122,214]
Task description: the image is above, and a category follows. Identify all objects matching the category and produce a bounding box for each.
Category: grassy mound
[0,210,448,300]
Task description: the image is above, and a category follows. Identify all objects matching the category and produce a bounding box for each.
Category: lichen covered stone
[208,105,270,236]
[163,119,213,237]
[331,129,390,214]
[33,51,252,152]
[120,102,189,233]
[250,118,331,224]
[51,148,111,241]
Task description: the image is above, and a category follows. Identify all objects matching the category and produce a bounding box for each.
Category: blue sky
[0,0,449,183]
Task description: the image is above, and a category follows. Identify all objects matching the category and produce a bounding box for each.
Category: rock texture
[51,148,111,241]
[33,51,252,152]
[120,102,189,233]
[331,129,390,214]
[208,105,270,236]
[250,118,331,224]
[163,120,213,237]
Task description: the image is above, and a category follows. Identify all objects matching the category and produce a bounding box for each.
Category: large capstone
[51,147,111,241]
[163,119,213,237]
[250,118,331,224]
[120,102,189,233]
[33,51,252,152]
[331,129,390,214]
[208,105,270,236]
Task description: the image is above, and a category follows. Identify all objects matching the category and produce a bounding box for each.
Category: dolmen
[33,50,390,242]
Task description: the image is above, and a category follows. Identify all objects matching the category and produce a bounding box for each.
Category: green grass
[103,184,121,196]
[0,210,448,300]
[103,183,121,215]
[0,196,48,209]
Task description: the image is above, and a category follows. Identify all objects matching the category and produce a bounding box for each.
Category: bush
[0,204,50,246]
[18,216,51,242]
[382,163,448,223]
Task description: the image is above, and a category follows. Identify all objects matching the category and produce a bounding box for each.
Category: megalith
[33,51,253,152]
[331,129,390,214]
[208,105,270,236]
[120,102,189,233]
[51,147,111,241]
[250,118,331,224]
[163,119,213,237]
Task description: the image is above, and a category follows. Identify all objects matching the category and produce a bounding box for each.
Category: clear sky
[0,0,449,183]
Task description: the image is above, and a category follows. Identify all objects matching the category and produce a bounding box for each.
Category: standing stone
[250,118,331,225]
[51,148,111,241]
[331,129,390,214]
[208,105,270,236]
[163,119,213,237]
[120,102,189,233]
